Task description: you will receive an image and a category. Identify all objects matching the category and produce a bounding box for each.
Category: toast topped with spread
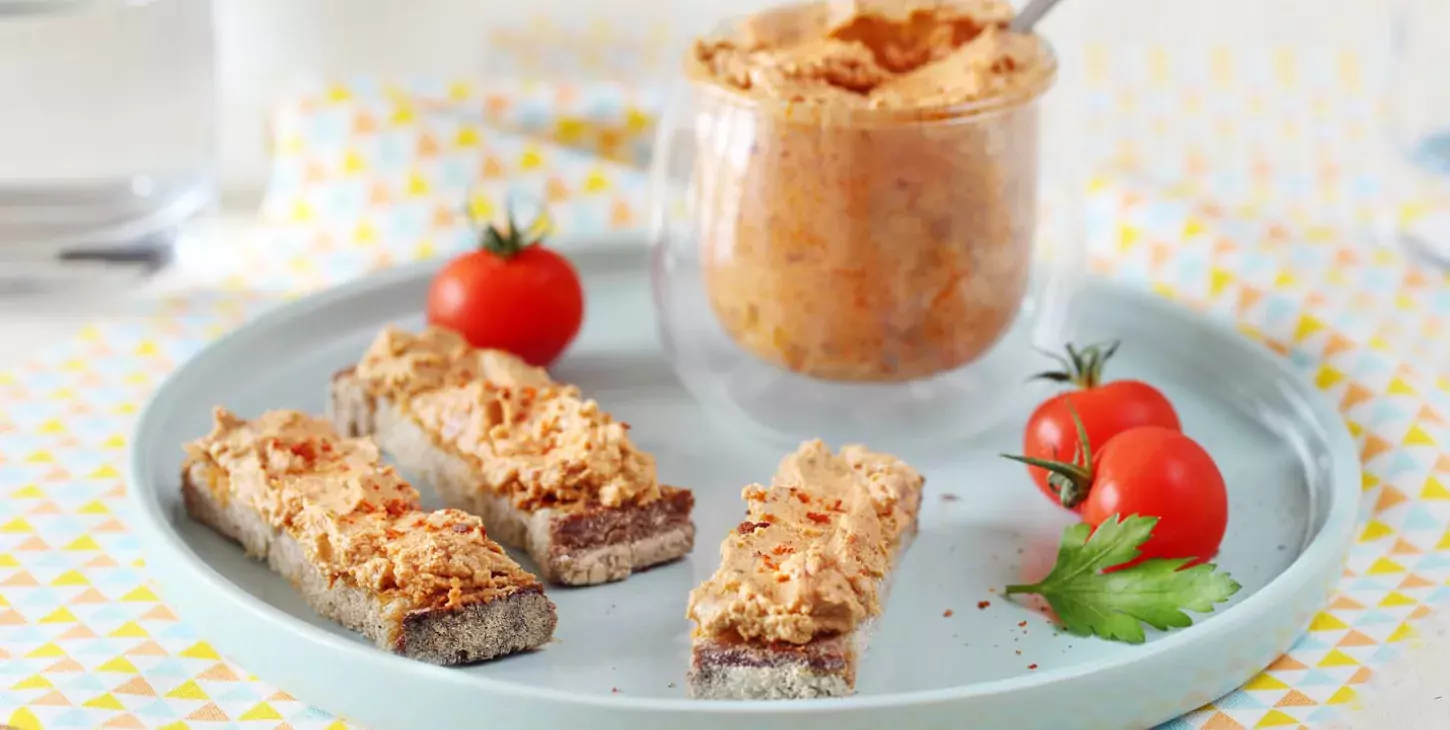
[686,440,924,699]
[180,408,557,665]
[329,326,696,586]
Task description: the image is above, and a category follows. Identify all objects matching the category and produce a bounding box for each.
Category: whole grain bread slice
[330,368,696,586]
[181,461,556,665]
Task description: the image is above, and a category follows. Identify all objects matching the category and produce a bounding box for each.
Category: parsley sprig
[1005,514,1242,644]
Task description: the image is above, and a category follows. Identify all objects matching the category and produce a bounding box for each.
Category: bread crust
[686,525,917,699]
[181,462,557,665]
[330,368,696,586]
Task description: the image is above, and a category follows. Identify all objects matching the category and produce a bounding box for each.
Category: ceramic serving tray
[127,240,1359,730]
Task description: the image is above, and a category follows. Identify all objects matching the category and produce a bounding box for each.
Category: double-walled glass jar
[650,1,1078,449]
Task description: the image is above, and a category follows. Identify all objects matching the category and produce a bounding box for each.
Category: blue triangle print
[21,588,60,606]
[146,659,187,677]
[82,604,126,623]
[50,708,95,727]
[1407,553,1450,571]
[1212,690,1266,710]
[27,552,70,568]
[1308,706,1347,723]
[1296,669,1341,686]
[1357,610,1399,625]
[1402,505,1442,531]
[1372,644,1402,663]
[215,684,260,703]
[76,639,118,655]
[1369,399,1408,426]
[1154,717,1196,730]
[1291,633,1330,651]
[1351,577,1392,592]
[137,699,177,718]
[1428,586,1450,603]
[108,535,140,551]
[2,626,42,642]
[65,673,105,691]
[157,622,196,639]
[1380,452,1426,478]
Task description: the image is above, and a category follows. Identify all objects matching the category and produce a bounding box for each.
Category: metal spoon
[1010,0,1065,31]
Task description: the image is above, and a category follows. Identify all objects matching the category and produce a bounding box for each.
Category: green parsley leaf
[1004,514,1243,644]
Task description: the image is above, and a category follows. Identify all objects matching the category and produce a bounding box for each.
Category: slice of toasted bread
[686,535,912,699]
[181,409,557,665]
[685,441,924,699]
[330,368,696,586]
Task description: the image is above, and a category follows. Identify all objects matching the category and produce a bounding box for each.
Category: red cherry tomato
[1021,343,1180,510]
[426,216,584,368]
[1080,426,1228,570]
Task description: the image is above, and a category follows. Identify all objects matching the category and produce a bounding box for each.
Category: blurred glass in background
[1385,0,1450,268]
[0,0,215,288]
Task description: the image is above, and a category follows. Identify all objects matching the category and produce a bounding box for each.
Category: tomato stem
[1002,403,1097,509]
[1030,341,1121,389]
[465,196,550,260]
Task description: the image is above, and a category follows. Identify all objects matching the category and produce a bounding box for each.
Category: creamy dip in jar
[687,0,1056,382]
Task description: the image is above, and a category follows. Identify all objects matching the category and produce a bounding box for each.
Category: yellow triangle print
[7,707,42,730]
[97,656,139,673]
[1367,557,1406,575]
[64,535,99,551]
[165,680,208,700]
[101,434,126,449]
[25,643,64,658]
[77,500,109,515]
[1358,520,1393,542]
[1379,591,1416,607]
[83,692,124,710]
[157,723,191,730]
[1308,611,1349,631]
[50,570,88,586]
[180,641,221,660]
[1423,477,1450,500]
[406,171,429,196]
[1314,365,1345,389]
[108,621,148,638]
[519,147,544,170]
[25,450,53,463]
[0,518,31,533]
[238,702,284,721]
[37,419,65,434]
[1183,217,1207,238]
[1242,673,1289,691]
[9,484,42,499]
[1293,313,1324,342]
[1318,649,1359,667]
[1326,686,1357,705]
[456,127,480,147]
[11,674,52,690]
[38,607,77,624]
[1255,709,1300,727]
[1208,267,1234,297]
[1404,424,1436,447]
[87,464,119,480]
[121,586,158,602]
[1388,622,1418,642]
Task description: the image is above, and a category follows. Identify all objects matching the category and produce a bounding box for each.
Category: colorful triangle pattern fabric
[3,49,1449,729]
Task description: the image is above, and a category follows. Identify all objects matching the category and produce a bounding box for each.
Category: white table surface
[0,210,1444,729]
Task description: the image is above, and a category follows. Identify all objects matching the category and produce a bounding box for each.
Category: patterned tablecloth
[1,42,1447,730]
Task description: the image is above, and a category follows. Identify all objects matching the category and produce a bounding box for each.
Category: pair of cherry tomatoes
[1010,342,1228,568]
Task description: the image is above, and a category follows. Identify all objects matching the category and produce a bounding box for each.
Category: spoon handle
[1010,0,1064,32]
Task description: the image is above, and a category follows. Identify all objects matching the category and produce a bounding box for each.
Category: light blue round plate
[127,239,1359,730]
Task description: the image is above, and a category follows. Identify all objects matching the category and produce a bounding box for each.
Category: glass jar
[649,1,1079,449]
[1384,0,1450,268]
[0,0,215,284]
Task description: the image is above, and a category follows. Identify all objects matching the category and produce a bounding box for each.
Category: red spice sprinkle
[1015,649,1022,655]
[737,521,772,535]
[770,544,796,556]
[942,609,954,618]
[805,511,831,524]
[611,687,620,693]
[775,574,790,583]
[1028,664,1038,671]
[830,498,844,512]
[1018,621,1027,628]
[977,600,991,610]
[794,490,811,504]
[762,513,779,523]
